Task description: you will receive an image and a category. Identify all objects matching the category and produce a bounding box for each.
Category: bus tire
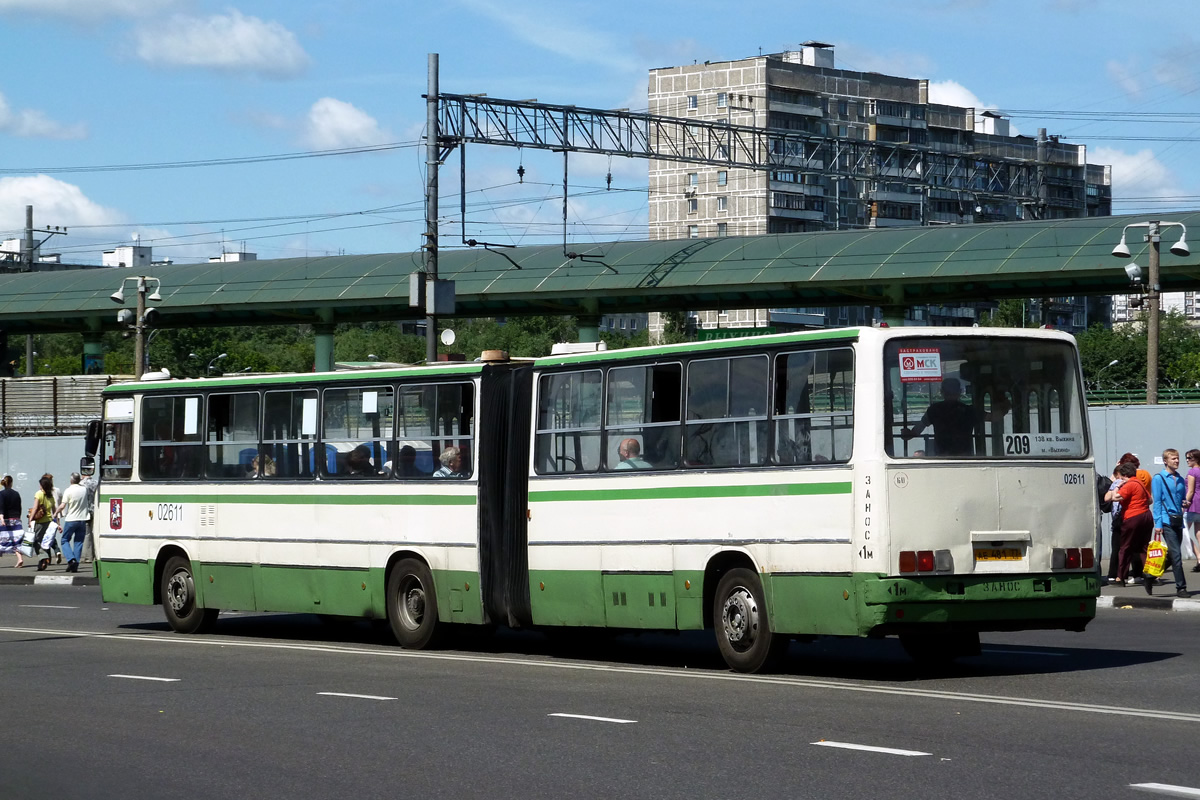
[713,567,786,673]
[387,558,441,649]
[161,555,218,634]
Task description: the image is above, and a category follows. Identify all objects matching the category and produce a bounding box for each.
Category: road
[1,583,1197,800]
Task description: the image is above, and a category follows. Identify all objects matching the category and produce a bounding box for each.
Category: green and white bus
[85,326,1100,672]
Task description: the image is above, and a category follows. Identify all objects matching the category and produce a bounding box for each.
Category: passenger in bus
[249,454,276,478]
[432,446,466,478]
[901,377,1009,456]
[345,445,380,477]
[390,445,428,479]
[615,438,652,470]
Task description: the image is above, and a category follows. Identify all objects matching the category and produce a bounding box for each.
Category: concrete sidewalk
[0,553,98,586]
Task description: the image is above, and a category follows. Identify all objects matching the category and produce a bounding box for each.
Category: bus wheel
[161,556,218,634]
[387,559,440,649]
[714,568,786,673]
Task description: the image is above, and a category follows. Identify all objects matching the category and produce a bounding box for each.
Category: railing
[1087,386,1200,406]
[0,376,112,436]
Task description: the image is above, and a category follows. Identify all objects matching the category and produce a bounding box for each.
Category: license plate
[974,548,1023,561]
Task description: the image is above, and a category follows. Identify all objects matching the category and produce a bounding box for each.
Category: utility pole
[425,53,440,363]
[19,205,68,377]
[1147,221,1162,405]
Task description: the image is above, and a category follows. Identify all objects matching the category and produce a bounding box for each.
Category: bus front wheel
[713,568,786,673]
[160,555,218,634]
[387,558,441,649]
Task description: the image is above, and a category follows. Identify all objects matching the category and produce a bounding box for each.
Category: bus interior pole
[425,53,439,364]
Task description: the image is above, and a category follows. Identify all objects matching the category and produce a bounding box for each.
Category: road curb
[0,573,99,587]
[1098,594,1200,611]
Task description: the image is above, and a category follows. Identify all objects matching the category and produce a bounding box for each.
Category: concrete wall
[0,435,86,508]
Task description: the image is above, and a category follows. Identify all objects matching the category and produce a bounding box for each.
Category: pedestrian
[1151,448,1189,598]
[1106,462,1153,586]
[55,473,89,573]
[0,475,24,568]
[1106,465,1126,584]
[27,475,56,571]
[1183,449,1200,573]
[79,472,98,563]
[1119,452,1152,493]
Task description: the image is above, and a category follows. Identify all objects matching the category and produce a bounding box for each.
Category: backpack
[1096,473,1113,514]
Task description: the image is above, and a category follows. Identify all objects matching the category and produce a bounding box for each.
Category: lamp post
[207,353,228,374]
[1112,221,1189,404]
[110,276,162,381]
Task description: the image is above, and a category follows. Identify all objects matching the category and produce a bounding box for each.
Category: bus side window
[604,363,681,471]
[139,395,203,481]
[263,389,318,479]
[685,355,768,468]
[206,392,261,480]
[102,421,133,481]
[535,370,601,474]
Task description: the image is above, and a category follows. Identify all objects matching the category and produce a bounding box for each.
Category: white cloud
[456,0,639,72]
[0,0,174,18]
[1091,146,1181,201]
[135,10,309,79]
[0,176,122,229]
[833,44,934,79]
[0,91,86,139]
[928,80,1020,136]
[301,98,390,149]
[1106,60,1142,98]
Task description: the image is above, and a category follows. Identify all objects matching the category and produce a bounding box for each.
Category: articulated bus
[85,326,1100,672]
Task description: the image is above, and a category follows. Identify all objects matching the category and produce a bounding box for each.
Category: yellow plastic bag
[1145,537,1168,578]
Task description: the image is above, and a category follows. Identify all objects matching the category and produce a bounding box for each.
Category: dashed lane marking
[811,741,930,757]
[317,692,397,701]
[549,713,637,724]
[1130,783,1200,797]
[108,674,180,682]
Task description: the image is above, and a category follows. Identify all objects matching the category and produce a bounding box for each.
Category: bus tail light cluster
[1051,548,1093,570]
[898,549,953,575]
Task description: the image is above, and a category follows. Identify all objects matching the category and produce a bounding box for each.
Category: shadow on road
[116,612,1177,682]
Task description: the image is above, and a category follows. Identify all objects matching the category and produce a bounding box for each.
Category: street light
[1112,221,1189,404]
[207,353,228,374]
[110,276,162,381]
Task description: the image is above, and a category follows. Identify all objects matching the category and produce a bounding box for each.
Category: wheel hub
[166,571,192,614]
[722,587,759,648]
[399,579,426,629]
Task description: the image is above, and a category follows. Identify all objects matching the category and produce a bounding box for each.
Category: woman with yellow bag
[26,475,57,572]
[1106,462,1154,589]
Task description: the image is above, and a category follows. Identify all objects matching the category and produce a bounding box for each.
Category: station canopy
[2,211,1199,334]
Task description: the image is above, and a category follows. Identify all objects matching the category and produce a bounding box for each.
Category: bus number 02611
[156,503,183,522]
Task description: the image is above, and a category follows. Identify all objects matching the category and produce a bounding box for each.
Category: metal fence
[0,376,112,437]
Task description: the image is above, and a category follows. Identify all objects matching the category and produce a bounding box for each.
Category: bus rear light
[899,551,916,573]
[1081,548,1094,569]
[1065,549,1081,569]
[1051,548,1065,569]
[935,549,953,572]
[899,549,952,574]
[917,550,935,572]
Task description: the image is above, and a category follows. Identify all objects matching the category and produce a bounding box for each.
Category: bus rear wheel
[160,555,218,634]
[714,568,786,673]
[387,558,441,649]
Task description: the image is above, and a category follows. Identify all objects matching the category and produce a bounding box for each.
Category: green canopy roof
[1,211,1197,334]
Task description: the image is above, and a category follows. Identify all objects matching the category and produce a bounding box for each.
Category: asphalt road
[2,584,1198,800]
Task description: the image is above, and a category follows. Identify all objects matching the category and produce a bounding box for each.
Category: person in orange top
[1119,452,1152,492]
[1107,461,1154,584]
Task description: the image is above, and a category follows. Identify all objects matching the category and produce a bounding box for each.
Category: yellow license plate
[974,548,1023,561]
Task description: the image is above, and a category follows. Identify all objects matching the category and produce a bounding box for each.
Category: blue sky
[1,0,1197,264]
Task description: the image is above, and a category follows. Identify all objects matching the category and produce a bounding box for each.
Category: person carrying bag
[1150,449,1189,597]
[27,476,56,572]
[0,475,24,567]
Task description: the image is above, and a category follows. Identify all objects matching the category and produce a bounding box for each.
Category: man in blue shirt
[1151,448,1189,597]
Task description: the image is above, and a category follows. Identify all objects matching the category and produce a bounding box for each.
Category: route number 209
[1003,434,1031,455]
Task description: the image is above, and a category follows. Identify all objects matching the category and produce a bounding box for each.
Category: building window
[688,172,699,187]
[688,225,699,239]
[717,196,728,212]
[717,92,728,108]
[717,222,728,237]
[838,100,848,116]
[687,198,698,214]
[717,171,728,186]
[687,95,698,110]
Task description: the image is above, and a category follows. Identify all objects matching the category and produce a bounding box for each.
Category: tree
[979,299,1027,328]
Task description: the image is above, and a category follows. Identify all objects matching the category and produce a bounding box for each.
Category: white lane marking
[108,674,180,682]
[549,713,637,724]
[981,648,1066,657]
[812,741,930,757]
[20,605,79,609]
[317,692,396,701]
[1173,600,1200,613]
[4,625,1199,724]
[1130,783,1200,797]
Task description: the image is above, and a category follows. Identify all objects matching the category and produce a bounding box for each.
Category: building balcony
[873,115,927,129]
[770,208,826,222]
[768,100,824,118]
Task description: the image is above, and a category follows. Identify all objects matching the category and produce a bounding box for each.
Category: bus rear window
[885,337,1086,459]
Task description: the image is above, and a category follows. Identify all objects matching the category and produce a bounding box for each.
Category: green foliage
[445,316,578,359]
[661,310,692,344]
[1077,310,1200,390]
[979,299,1027,328]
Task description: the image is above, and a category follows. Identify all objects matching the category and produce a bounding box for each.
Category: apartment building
[646,43,1112,337]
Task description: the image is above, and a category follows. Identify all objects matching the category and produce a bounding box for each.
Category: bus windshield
[885,336,1086,459]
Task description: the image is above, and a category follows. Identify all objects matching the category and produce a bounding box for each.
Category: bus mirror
[80,457,95,477]
[84,419,102,458]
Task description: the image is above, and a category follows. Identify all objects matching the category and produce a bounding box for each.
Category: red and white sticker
[898,348,942,383]
[109,498,123,530]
